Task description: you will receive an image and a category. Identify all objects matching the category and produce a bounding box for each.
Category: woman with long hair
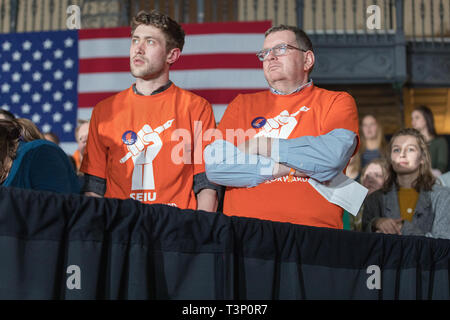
[411,105,448,176]
[362,128,450,239]
[359,114,387,169]
[0,119,80,193]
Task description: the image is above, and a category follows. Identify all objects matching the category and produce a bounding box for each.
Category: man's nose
[266,49,277,61]
[135,41,145,54]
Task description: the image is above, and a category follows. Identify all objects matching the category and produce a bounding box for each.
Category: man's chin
[130,69,147,78]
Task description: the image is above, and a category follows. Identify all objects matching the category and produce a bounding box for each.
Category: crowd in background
[345,105,450,239]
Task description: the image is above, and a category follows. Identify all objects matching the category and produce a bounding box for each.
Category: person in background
[359,114,386,169]
[0,109,15,121]
[72,119,89,173]
[411,105,448,177]
[0,119,80,194]
[350,158,388,231]
[362,128,450,239]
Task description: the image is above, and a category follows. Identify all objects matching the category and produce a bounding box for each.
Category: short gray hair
[265,25,314,52]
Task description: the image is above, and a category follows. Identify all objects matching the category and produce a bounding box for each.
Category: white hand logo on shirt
[120,119,174,190]
[254,106,309,139]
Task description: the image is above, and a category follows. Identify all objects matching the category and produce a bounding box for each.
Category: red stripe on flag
[79,58,129,73]
[79,27,131,39]
[78,92,119,107]
[80,54,262,73]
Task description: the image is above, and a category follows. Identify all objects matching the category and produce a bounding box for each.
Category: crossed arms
[204,128,358,188]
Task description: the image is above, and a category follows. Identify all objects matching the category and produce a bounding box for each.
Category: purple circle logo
[251,117,267,129]
[122,130,137,145]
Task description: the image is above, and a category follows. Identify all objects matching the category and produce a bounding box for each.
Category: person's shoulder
[93,87,131,111]
[367,188,385,200]
[16,140,63,162]
[26,139,64,154]
[431,182,450,195]
[20,139,54,151]
[230,90,270,104]
[173,85,211,105]
[312,85,355,101]
[435,136,448,145]
[438,171,450,186]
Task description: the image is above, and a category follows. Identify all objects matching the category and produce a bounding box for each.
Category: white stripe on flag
[78,69,266,93]
[182,34,265,54]
[79,34,265,59]
[79,38,130,58]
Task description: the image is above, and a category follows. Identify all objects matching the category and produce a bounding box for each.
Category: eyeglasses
[256,43,307,61]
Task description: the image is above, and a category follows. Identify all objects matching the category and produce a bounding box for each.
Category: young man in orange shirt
[205,25,360,228]
[81,10,218,211]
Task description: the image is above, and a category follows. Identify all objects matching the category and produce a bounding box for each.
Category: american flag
[0,30,78,143]
[1,21,271,154]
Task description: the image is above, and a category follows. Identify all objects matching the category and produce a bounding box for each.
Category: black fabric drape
[0,186,449,299]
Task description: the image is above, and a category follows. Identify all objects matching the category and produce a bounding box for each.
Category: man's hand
[374,218,403,235]
[237,137,272,158]
[237,137,308,180]
[196,189,218,212]
[272,163,308,179]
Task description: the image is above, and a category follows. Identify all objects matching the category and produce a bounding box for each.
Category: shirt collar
[132,80,173,96]
[270,79,313,95]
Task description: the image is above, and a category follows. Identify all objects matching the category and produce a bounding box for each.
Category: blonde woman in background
[359,114,387,169]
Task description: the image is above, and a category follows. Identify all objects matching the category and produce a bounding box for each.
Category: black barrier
[0,186,449,300]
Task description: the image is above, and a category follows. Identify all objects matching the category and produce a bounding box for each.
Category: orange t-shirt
[217,84,359,229]
[80,84,216,209]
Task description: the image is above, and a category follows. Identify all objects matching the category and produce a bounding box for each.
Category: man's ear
[167,47,181,65]
[303,50,315,73]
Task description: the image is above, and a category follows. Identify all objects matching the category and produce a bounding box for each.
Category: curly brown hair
[383,128,435,192]
[131,10,185,52]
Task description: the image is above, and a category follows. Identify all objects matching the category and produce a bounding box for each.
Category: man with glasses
[204,25,359,229]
